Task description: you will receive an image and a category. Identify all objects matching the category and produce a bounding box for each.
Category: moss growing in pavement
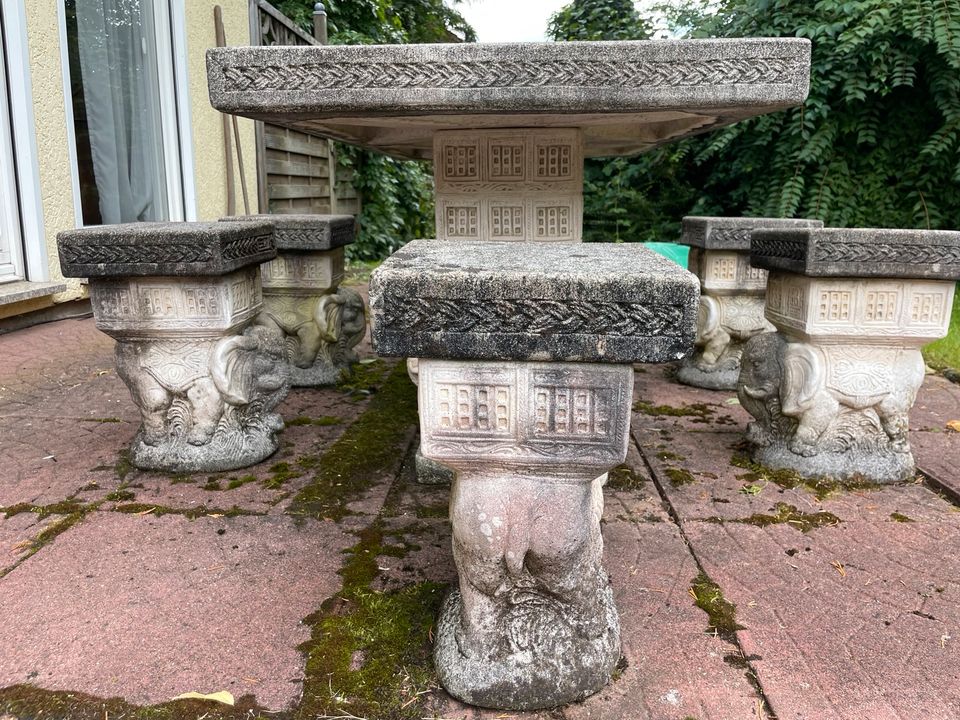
[607,463,646,490]
[289,362,419,522]
[296,455,446,720]
[736,502,841,533]
[890,512,914,523]
[731,452,883,500]
[112,503,261,520]
[665,467,697,487]
[263,462,303,490]
[689,571,744,640]
[634,401,715,419]
[285,415,342,428]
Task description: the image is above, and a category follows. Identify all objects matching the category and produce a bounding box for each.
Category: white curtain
[75,0,168,224]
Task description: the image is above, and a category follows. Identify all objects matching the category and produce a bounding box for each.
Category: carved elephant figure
[116,326,288,447]
[314,286,367,371]
[449,475,607,661]
[696,294,772,368]
[256,286,366,374]
[738,332,924,457]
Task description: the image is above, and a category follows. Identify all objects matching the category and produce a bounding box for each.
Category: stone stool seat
[676,216,822,390]
[221,214,366,386]
[739,227,960,482]
[370,239,698,709]
[57,221,290,473]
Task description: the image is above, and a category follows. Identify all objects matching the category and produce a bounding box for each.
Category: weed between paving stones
[634,400,716,421]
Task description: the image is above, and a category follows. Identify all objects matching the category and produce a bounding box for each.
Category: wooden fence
[248,0,360,216]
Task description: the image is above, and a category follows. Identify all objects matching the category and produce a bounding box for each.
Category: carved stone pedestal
[57,222,291,473]
[739,227,960,482]
[370,239,698,709]
[222,214,366,386]
[676,216,821,390]
[421,359,629,709]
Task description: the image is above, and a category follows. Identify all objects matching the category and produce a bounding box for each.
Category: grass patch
[923,286,960,370]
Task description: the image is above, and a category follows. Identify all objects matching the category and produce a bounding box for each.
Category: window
[0,5,24,284]
[64,0,185,225]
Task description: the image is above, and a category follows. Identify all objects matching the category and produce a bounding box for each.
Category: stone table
[676,215,822,390]
[207,38,812,484]
[369,239,698,709]
[739,227,960,482]
[57,222,290,473]
[221,214,366,386]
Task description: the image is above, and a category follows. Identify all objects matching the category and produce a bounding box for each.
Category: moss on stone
[105,489,136,502]
[337,358,392,399]
[285,415,342,428]
[730,452,883,500]
[289,362,418,523]
[736,503,841,533]
[634,401,715,419]
[227,475,257,490]
[890,512,914,523]
[263,462,303,490]
[665,467,696,487]
[80,417,123,423]
[689,571,744,640]
[606,463,646,490]
[112,503,260,520]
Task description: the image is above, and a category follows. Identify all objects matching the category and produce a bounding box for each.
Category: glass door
[64,0,184,225]
[0,7,24,284]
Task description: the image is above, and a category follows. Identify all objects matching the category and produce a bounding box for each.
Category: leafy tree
[553,0,960,242]
[275,0,476,259]
[547,0,652,41]
[547,0,687,243]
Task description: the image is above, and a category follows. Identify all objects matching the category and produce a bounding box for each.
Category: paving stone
[685,519,960,720]
[0,513,64,575]
[633,364,747,433]
[0,512,352,710]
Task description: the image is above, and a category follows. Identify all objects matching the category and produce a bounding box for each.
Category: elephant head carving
[314,286,367,369]
[738,332,922,457]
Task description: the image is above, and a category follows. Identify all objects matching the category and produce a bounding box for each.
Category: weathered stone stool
[370,239,697,709]
[739,227,960,482]
[221,214,366,386]
[676,216,822,390]
[57,222,290,473]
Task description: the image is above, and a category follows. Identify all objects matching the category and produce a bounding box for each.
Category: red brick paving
[0,315,959,718]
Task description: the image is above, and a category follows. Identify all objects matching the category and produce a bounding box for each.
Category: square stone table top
[751,227,960,279]
[369,238,699,363]
[220,214,356,252]
[679,216,823,251]
[206,38,811,160]
[58,222,276,278]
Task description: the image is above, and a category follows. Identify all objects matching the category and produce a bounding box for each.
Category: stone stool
[676,216,822,390]
[221,214,366,386]
[57,222,290,473]
[738,227,960,482]
[370,239,697,710]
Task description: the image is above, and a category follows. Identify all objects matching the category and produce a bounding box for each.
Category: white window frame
[0,0,48,282]
[59,0,196,227]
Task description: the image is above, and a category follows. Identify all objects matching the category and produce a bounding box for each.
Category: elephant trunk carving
[738,332,924,459]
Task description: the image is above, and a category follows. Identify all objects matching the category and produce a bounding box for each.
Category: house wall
[0,0,258,321]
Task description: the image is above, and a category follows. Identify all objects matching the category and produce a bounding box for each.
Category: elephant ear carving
[781,343,822,417]
[697,295,721,343]
[315,293,343,344]
[211,335,255,406]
